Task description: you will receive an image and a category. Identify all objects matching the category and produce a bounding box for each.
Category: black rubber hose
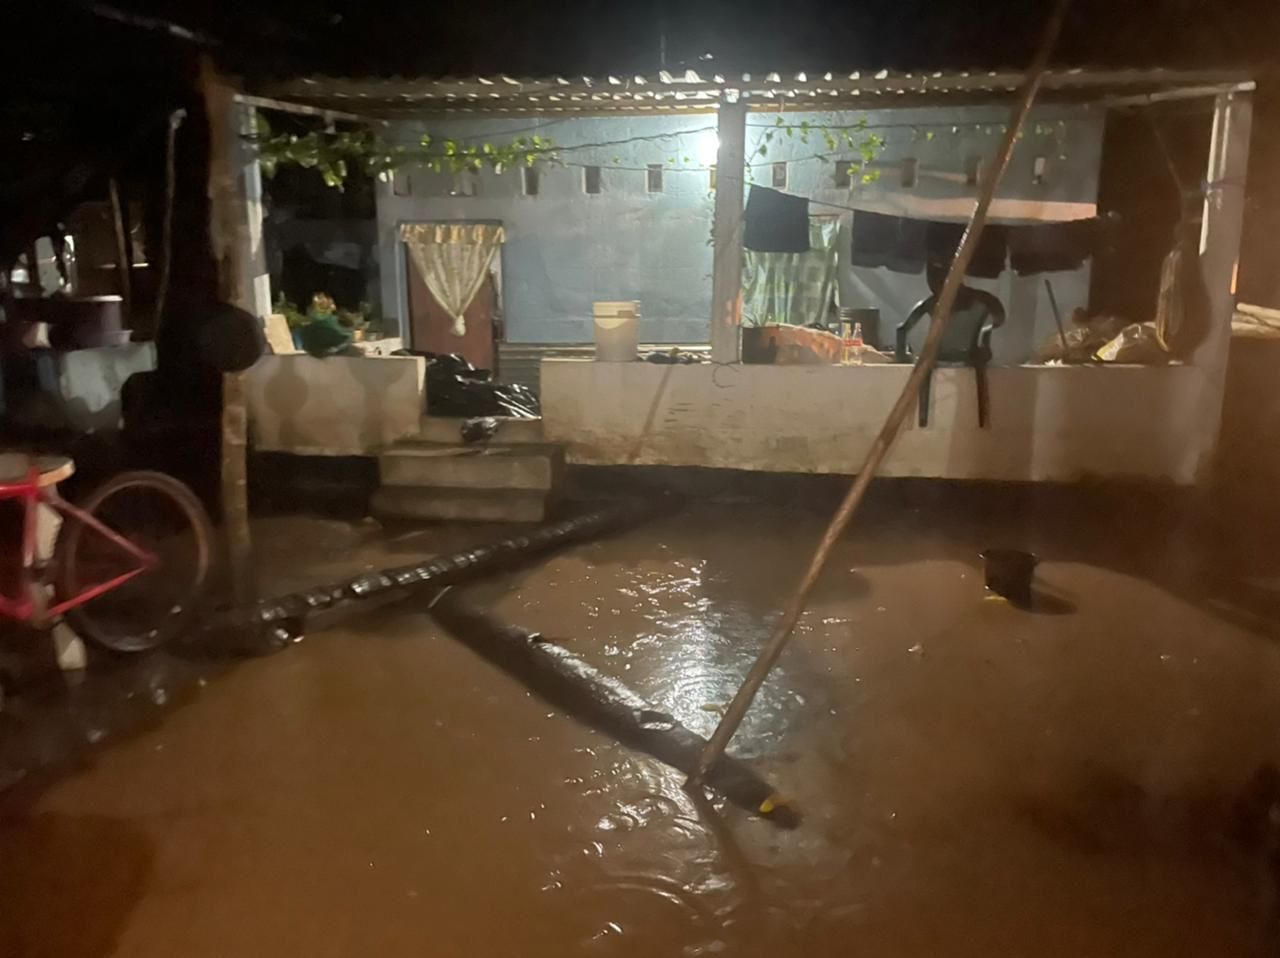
[249,498,667,626]
[426,591,799,827]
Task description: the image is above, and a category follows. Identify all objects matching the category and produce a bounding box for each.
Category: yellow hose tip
[759,794,801,828]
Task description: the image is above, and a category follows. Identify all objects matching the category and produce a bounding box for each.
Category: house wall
[376,105,1105,363]
[540,359,1217,484]
[245,354,425,456]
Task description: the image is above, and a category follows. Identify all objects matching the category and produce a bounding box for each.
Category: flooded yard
[2,488,1279,956]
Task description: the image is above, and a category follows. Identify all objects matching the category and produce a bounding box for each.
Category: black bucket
[981,549,1038,605]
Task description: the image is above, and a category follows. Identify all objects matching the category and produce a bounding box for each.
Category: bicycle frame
[0,470,158,623]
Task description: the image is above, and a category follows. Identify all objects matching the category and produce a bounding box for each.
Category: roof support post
[710,98,746,364]
[202,59,269,604]
[1194,89,1252,480]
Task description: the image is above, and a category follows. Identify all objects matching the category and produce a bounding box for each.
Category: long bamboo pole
[688,0,1073,790]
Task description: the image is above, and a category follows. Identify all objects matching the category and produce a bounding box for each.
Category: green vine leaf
[248,110,886,192]
[249,110,556,190]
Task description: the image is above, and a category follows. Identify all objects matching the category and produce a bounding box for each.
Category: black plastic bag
[462,417,500,443]
[398,351,541,418]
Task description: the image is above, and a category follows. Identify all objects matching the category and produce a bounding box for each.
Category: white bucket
[592,301,640,362]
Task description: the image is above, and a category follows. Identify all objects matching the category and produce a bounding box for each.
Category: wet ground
[3,483,1280,956]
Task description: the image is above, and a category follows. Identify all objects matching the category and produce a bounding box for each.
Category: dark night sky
[11,0,1280,84]
[6,0,1273,199]
[4,0,1274,169]
[216,0,1280,77]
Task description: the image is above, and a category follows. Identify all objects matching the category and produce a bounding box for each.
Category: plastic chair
[896,288,1005,428]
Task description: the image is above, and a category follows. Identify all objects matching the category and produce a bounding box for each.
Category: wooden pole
[200,58,259,605]
[1192,90,1252,482]
[1044,278,1070,353]
[688,0,1073,790]
[108,177,133,320]
[153,108,186,335]
[710,98,747,364]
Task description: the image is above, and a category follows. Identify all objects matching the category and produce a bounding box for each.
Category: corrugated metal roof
[259,67,1253,116]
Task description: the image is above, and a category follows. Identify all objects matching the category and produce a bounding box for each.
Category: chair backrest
[904,290,1003,363]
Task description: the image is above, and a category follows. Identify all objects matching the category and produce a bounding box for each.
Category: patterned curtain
[400,223,505,336]
[741,217,840,328]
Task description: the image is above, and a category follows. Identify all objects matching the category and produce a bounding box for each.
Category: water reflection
[3,498,1279,956]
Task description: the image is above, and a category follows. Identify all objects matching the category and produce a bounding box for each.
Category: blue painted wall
[376,104,1104,363]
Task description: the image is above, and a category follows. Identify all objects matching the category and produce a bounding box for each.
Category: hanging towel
[850,211,927,273]
[850,210,897,266]
[1008,218,1096,275]
[925,221,1008,279]
[743,186,810,253]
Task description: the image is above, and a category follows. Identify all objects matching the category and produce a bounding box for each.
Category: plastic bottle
[850,321,865,366]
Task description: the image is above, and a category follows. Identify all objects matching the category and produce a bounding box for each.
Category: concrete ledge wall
[245,354,425,456]
[541,359,1217,484]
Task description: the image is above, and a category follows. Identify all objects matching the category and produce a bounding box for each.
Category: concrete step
[416,416,544,445]
[379,442,563,491]
[371,486,547,523]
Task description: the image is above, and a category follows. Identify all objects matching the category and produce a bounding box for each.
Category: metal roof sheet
[258,67,1253,116]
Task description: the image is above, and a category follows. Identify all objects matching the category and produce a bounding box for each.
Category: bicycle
[0,456,214,656]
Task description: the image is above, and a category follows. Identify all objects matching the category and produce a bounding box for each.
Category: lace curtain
[400,223,505,336]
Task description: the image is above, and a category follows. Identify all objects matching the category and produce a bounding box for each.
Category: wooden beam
[1194,90,1253,482]
[201,58,263,605]
[1102,81,1256,110]
[709,99,746,364]
[234,93,384,126]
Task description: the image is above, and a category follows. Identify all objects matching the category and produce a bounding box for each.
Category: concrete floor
[2,486,1280,956]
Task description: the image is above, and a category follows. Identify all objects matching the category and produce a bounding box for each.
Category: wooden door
[405,251,497,372]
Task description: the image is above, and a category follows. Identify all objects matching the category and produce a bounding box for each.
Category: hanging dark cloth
[850,211,927,273]
[924,221,1009,279]
[743,186,810,253]
[1008,218,1096,275]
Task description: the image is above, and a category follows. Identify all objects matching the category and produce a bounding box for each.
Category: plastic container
[981,548,1038,605]
[592,301,640,362]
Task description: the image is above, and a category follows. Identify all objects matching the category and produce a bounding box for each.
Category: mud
[3,488,1280,956]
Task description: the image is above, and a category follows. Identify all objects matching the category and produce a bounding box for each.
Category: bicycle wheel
[55,471,213,652]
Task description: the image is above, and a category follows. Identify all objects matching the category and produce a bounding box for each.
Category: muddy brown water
[3,496,1280,956]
